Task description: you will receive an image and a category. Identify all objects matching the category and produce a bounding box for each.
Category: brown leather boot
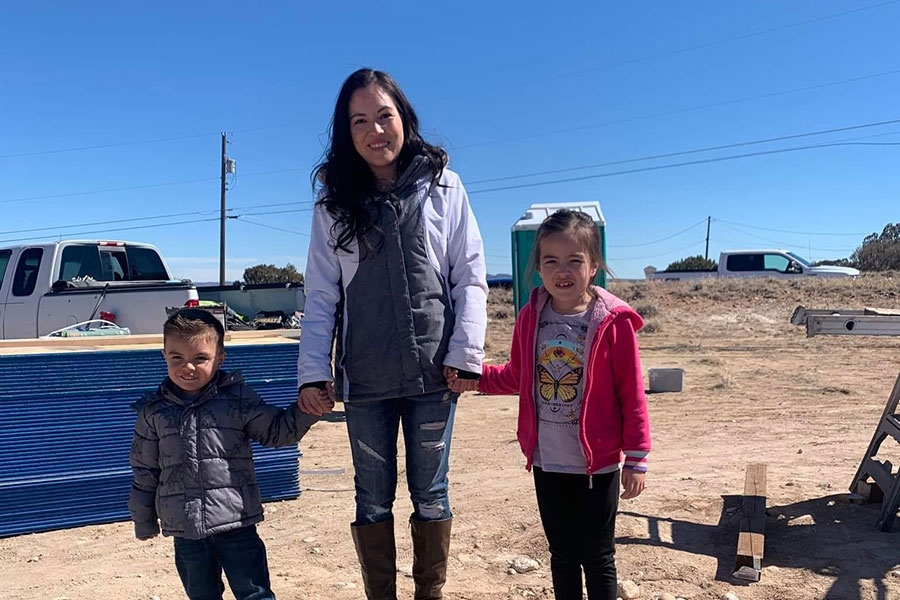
[409,516,452,600]
[351,518,398,600]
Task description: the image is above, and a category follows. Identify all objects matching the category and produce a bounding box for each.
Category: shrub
[665,255,717,271]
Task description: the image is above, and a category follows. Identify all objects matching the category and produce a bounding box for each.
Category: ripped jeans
[344,390,458,525]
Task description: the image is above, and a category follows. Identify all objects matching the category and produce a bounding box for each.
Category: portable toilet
[511,202,607,313]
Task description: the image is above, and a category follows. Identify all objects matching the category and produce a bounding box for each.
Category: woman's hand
[620,469,646,500]
[443,366,478,393]
[298,382,336,416]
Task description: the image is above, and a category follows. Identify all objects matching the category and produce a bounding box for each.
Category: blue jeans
[344,389,458,525]
[173,525,275,600]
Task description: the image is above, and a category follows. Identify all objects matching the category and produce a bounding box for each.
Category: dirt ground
[3,275,900,600]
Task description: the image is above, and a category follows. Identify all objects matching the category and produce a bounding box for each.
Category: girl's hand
[320,382,336,412]
[621,469,646,500]
[443,366,478,393]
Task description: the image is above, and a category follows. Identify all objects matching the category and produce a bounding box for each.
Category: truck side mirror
[51,279,69,293]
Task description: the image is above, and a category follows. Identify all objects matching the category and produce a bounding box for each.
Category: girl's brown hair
[531,209,608,274]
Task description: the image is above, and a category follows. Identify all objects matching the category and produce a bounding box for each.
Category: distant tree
[665,255,717,271]
[812,258,854,267]
[850,223,900,271]
[242,263,304,284]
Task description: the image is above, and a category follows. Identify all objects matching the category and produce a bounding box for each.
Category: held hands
[297,382,336,416]
[443,366,479,394]
[620,469,646,500]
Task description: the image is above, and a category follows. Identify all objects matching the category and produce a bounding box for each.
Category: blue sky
[2,1,898,281]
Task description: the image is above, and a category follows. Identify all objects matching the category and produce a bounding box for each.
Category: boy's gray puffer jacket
[128,370,317,540]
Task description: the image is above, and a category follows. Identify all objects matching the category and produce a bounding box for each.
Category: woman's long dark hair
[312,69,447,254]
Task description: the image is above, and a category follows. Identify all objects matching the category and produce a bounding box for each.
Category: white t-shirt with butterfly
[532,301,595,474]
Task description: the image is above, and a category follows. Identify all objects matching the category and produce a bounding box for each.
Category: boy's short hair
[163,308,225,353]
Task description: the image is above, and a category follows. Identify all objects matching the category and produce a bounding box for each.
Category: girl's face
[537,231,598,313]
[348,84,405,181]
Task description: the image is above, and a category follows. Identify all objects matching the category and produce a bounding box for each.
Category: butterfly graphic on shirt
[537,364,583,404]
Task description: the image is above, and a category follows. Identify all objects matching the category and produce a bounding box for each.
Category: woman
[297,68,487,600]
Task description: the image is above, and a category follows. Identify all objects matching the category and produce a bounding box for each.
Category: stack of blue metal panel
[0,343,302,537]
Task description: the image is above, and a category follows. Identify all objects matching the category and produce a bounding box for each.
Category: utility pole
[219,133,227,285]
[705,216,711,261]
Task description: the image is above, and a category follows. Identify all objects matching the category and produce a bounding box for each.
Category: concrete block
[649,368,684,393]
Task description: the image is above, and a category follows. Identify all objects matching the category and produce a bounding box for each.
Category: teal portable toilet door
[510,202,606,314]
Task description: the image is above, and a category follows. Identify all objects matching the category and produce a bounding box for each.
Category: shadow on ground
[618,494,900,599]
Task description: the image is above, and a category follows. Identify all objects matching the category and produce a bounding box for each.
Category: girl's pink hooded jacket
[479,285,651,475]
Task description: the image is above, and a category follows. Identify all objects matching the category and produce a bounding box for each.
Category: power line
[0,166,309,205]
[455,68,900,150]
[0,121,318,161]
[467,140,900,195]
[0,201,314,237]
[716,222,857,253]
[6,117,900,210]
[237,208,312,218]
[0,207,313,244]
[0,132,220,160]
[610,240,707,261]
[466,118,900,185]
[454,1,900,99]
[0,176,218,205]
[230,200,314,211]
[0,217,223,245]
[4,3,896,163]
[607,218,709,248]
[0,209,218,237]
[233,217,310,237]
[713,218,868,237]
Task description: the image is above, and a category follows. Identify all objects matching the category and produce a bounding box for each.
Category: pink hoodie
[480,285,651,475]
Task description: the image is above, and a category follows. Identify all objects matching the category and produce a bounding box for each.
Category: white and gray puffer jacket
[298,156,488,402]
[128,370,317,540]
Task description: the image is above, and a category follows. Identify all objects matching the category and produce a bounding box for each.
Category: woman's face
[348,84,405,181]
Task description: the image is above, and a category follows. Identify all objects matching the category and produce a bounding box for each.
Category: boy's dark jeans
[174,525,275,600]
[533,466,620,600]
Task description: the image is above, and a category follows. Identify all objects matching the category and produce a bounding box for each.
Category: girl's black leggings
[532,466,620,600]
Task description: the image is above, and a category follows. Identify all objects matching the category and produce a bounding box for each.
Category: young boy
[128,308,332,600]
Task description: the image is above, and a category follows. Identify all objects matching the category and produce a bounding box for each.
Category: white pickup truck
[0,240,198,339]
[644,249,860,281]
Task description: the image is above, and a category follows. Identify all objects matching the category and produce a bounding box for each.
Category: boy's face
[162,333,223,395]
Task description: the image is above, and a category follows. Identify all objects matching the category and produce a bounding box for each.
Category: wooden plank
[734,463,766,582]
[0,329,300,356]
[864,459,895,499]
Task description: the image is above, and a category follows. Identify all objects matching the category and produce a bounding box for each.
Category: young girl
[467,209,650,599]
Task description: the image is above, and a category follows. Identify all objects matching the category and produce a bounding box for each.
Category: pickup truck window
[58,245,169,282]
[12,248,43,297]
[786,251,812,268]
[0,250,10,288]
[763,254,790,272]
[99,248,127,281]
[726,253,764,272]
[59,245,104,281]
[125,246,169,281]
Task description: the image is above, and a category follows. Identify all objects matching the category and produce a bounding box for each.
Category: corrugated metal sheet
[0,343,302,537]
